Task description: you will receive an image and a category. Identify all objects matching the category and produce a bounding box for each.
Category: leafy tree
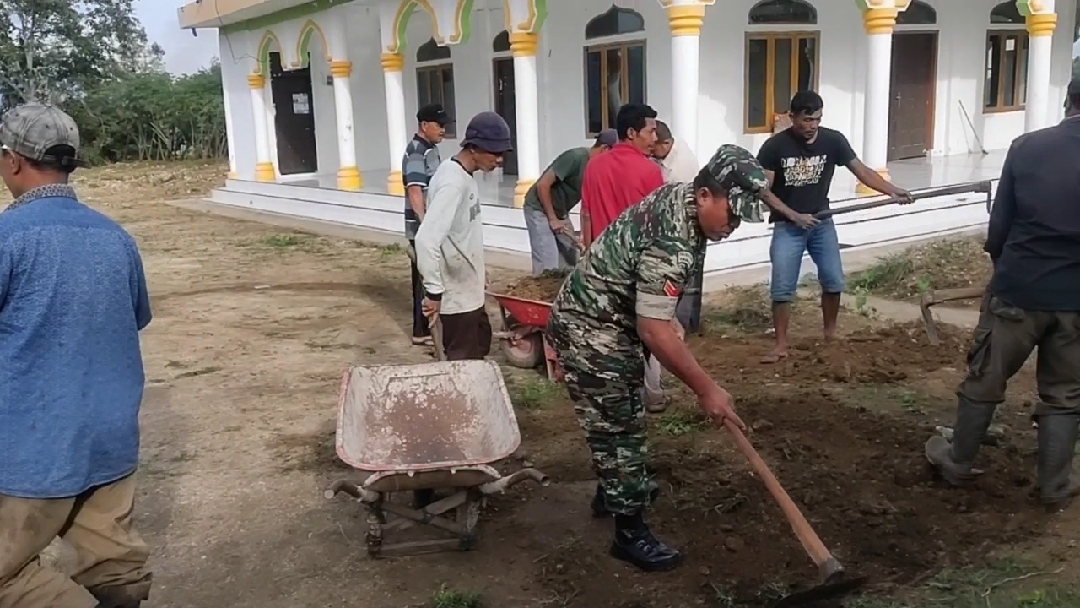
[0,0,148,104]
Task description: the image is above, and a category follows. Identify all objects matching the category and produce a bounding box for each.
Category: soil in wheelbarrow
[501,270,570,303]
[513,321,1047,607]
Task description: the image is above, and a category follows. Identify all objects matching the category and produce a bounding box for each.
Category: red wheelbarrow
[486,292,563,381]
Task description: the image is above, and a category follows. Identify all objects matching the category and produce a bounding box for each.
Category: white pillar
[381,52,407,196]
[222,79,237,178]
[330,60,361,190]
[510,32,541,208]
[666,3,706,158]
[856,7,897,197]
[247,72,275,182]
[1025,12,1057,132]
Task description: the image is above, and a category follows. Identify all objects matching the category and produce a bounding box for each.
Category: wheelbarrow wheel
[501,333,543,369]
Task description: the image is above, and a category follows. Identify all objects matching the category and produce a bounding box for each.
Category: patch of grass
[653,408,708,436]
[701,284,777,333]
[431,586,482,608]
[379,243,404,257]
[847,236,990,300]
[245,233,325,253]
[849,559,1075,608]
[507,376,563,409]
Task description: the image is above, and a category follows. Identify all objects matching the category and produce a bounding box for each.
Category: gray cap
[0,104,84,168]
[461,111,513,154]
[595,129,618,147]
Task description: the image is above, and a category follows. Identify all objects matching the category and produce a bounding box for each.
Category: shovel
[813,180,993,220]
[723,419,867,607]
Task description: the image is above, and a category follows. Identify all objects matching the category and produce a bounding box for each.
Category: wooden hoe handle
[723,419,835,569]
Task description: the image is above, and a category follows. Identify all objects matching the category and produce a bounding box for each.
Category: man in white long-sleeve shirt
[414,111,513,360]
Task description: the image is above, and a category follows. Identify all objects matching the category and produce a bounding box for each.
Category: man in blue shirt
[0,105,153,608]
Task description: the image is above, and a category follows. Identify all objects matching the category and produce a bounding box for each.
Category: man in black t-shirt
[757,91,911,363]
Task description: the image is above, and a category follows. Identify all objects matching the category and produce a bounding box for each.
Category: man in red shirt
[580,103,664,248]
[580,103,670,412]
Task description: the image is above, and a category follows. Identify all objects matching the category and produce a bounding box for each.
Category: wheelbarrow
[325,359,549,558]
[487,292,563,381]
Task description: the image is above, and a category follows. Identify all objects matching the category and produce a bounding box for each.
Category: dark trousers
[960,293,1080,416]
[675,263,704,334]
[440,307,492,361]
[409,240,430,340]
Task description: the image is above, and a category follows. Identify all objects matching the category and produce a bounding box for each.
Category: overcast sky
[135,0,218,74]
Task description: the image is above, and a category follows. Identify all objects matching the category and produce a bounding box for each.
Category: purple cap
[461,111,513,154]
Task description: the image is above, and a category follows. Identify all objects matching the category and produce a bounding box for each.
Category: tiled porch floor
[267,150,1007,207]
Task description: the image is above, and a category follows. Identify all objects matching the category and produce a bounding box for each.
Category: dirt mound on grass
[530,393,1044,607]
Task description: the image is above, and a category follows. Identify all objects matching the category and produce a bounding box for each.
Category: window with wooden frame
[584,43,647,135]
[416,38,456,137]
[744,33,819,133]
[583,6,647,136]
[984,30,1028,112]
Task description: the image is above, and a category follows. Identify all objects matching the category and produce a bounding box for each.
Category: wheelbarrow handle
[722,419,842,581]
[814,180,993,220]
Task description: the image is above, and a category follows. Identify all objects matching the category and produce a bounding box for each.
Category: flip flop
[412,336,434,346]
[760,352,788,364]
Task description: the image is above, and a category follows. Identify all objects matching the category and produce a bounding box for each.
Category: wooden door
[888,33,938,161]
[269,52,319,175]
[493,58,519,176]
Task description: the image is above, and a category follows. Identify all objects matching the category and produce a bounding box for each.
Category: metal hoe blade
[768,575,868,608]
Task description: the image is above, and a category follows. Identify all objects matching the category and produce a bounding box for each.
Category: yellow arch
[295,19,331,67]
[255,30,283,75]
[387,0,441,53]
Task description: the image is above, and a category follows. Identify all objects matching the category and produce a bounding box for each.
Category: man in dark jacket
[926,78,1080,513]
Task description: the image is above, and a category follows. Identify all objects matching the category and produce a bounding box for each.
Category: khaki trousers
[0,474,152,608]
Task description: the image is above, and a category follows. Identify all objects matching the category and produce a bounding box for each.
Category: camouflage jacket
[547,182,704,366]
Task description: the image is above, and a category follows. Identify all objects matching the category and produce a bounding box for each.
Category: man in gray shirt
[402,103,449,346]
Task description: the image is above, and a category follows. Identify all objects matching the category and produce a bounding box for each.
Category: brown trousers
[440,306,493,361]
[0,474,152,608]
[960,293,1080,416]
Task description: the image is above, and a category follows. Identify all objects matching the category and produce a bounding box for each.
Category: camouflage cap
[702,144,769,223]
[0,103,85,168]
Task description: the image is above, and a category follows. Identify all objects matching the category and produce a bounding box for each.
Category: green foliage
[430,587,482,608]
[0,0,226,164]
[64,65,226,163]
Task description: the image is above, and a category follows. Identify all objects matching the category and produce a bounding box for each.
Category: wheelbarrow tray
[335,359,522,474]
[328,360,548,558]
[487,292,552,329]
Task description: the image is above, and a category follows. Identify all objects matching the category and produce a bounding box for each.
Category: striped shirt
[402,134,441,240]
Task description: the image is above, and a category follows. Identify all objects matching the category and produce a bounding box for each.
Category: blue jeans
[769,218,845,302]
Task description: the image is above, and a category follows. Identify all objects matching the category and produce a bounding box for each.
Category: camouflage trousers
[559,355,652,516]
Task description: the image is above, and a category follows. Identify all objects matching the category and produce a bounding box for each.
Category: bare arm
[534,169,559,222]
[406,185,426,221]
[638,317,714,397]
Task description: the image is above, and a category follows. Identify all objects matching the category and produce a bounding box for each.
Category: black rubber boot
[610,512,683,572]
[925,396,997,486]
[591,482,660,518]
[1037,414,1080,513]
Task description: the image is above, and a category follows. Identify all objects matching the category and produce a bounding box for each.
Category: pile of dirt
[530,394,1044,607]
[502,271,570,303]
[690,321,970,385]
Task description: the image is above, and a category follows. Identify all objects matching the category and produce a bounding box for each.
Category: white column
[666,3,706,157]
[856,7,897,197]
[1025,12,1057,132]
[247,72,275,182]
[330,60,361,190]
[381,52,407,196]
[222,81,237,178]
[510,32,541,208]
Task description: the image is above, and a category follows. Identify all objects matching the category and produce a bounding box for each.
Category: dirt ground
[6,162,1078,608]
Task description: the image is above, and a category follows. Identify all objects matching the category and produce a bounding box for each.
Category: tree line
[1,0,226,164]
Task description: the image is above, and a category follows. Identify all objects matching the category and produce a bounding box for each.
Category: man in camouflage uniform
[547,144,776,572]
